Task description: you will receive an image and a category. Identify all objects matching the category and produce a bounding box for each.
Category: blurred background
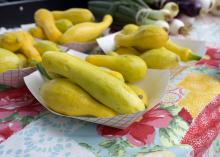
[0,0,88,27]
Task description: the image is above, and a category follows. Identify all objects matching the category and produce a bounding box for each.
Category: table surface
[0,15,220,157]
[185,14,220,49]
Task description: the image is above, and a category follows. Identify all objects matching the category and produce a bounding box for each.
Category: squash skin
[42,52,145,114]
[35,9,62,42]
[115,25,169,51]
[0,48,20,72]
[52,8,94,24]
[86,54,147,83]
[40,78,117,117]
[59,15,113,44]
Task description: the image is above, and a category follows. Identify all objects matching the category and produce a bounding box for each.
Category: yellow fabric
[177,73,220,117]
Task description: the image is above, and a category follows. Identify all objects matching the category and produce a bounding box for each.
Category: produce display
[35,24,201,117]
[89,0,183,34]
[40,78,117,117]
[0,5,204,119]
[0,30,61,73]
[29,8,112,47]
[89,0,219,35]
[0,31,41,68]
[59,15,112,44]
[2,2,220,156]
[86,54,147,82]
[40,52,146,116]
[0,48,22,72]
[102,24,201,70]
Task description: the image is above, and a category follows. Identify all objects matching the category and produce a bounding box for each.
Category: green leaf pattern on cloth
[159,116,189,147]
[99,139,132,157]
[160,104,182,116]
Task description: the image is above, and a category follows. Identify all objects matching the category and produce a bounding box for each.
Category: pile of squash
[0,30,61,72]
[30,8,113,44]
[0,7,113,75]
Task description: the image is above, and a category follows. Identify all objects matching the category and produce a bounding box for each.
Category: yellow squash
[121,24,139,35]
[127,84,148,107]
[140,47,179,69]
[101,68,124,82]
[165,39,201,61]
[0,48,20,72]
[17,54,27,68]
[0,32,22,52]
[52,8,94,24]
[115,47,141,55]
[19,31,42,62]
[42,52,145,114]
[28,27,46,39]
[48,72,62,79]
[0,31,41,63]
[107,52,119,56]
[34,40,60,56]
[86,54,147,83]
[59,15,113,44]
[34,9,62,42]
[40,78,117,117]
[115,25,168,51]
[55,19,73,33]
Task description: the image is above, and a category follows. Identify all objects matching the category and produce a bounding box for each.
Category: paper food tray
[62,41,98,53]
[21,23,97,53]
[0,25,36,88]
[24,49,170,129]
[96,32,206,57]
[96,32,206,79]
[61,29,111,53]
[21,23,110,53]
[0,67,36,88]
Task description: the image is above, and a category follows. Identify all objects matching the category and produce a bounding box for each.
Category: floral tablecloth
[0,48,220,157]
[183,15,220,49]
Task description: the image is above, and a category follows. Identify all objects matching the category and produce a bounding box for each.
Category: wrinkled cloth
[1,48,220,157]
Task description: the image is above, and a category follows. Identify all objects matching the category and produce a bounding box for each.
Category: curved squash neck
[52,11,63,19]
[96,16,112,31]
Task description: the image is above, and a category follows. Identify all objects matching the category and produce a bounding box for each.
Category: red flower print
[0,100,44,120]
[0,87,35,109]
[181,95,220,157]
[16,100,45,117]
[0,87,45,143]
[126,123,155,146]
[206,48,220,60]
[178,108,193,124]
[0,87,45,118]
[0,121,22,143]
[0,108,14,119]
[97,106,173,146]
[196,48,220,68]
[196,59,220,68]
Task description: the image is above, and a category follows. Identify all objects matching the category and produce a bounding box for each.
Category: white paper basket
[24,49,170,129]
[97,32,206,57]
[0,67,36,88]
